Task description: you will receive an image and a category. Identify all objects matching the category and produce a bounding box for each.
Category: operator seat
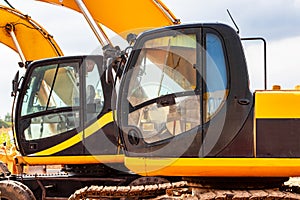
[86,85,96,104]
[86,85,97,121]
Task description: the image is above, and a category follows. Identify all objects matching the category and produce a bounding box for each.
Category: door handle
[238,98,250,105]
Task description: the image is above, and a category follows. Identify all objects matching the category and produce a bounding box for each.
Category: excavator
[2,0,300,199]
[115,22,300,197]
[0,4,63,174]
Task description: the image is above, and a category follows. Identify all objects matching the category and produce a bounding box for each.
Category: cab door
[118,24,253,158]
[14,55,119,159]
[15,56,84,157]
[118,27,204,157]
[81,57,119,156]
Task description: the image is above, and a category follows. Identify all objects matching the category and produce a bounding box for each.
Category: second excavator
[0,4,63,174]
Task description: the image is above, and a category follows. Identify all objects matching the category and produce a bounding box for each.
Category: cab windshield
[128,32,197,107]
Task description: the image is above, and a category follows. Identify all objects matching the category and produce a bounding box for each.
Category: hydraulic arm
[0,5,63,64]
[37,0,180,43]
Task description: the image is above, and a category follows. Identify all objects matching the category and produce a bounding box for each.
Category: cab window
[127,30,201,143]
[205,32,228,120]
[84,59,104,123]
[21,62,80,140]
[20,58,105,141]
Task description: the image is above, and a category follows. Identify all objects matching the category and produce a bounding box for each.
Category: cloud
[9,0,100,55]
[267,36,300,88]
[164,0,300,41]
[236,0,300,40]
[245,35,300,90]
[0,44,22,118]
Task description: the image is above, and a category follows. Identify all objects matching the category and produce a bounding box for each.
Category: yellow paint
[37,0,179,39]
[0,5,63,60]
[125,157,300,177]
[31,111,114,156]
[253,109,257,157]
[18,154,124,165]
[255,90,300,118]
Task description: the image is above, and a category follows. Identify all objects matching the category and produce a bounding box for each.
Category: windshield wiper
[130,90,197,113]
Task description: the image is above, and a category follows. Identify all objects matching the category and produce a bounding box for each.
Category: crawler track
[68,181,187,199]
[163,188,300,199]
[68,178,300,199]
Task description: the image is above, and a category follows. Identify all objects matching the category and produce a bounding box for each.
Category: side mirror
[11,71,19,97]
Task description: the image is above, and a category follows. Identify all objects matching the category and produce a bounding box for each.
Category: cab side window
[205,33,228,120]
[84,59,104,124]
[127,31,200,143]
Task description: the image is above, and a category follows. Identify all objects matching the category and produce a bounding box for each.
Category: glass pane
[21,62,80,140]
[126,30,201,143]
[205,33,228,119]
[21,63,80,116]
[24,111,79,140]
[128,95,201,143]
[84,58,104,123]
[128,33,197,107]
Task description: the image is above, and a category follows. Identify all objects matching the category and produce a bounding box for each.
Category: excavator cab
[117,23,255,175]
[117,22,300,179]
[14,55,122,166]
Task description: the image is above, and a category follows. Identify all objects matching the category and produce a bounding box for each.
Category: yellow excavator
[2,0,300,199]
[9,0,177,170]
[0,4,63,174]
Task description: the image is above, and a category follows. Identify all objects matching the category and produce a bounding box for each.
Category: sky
[1,0,300,119]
